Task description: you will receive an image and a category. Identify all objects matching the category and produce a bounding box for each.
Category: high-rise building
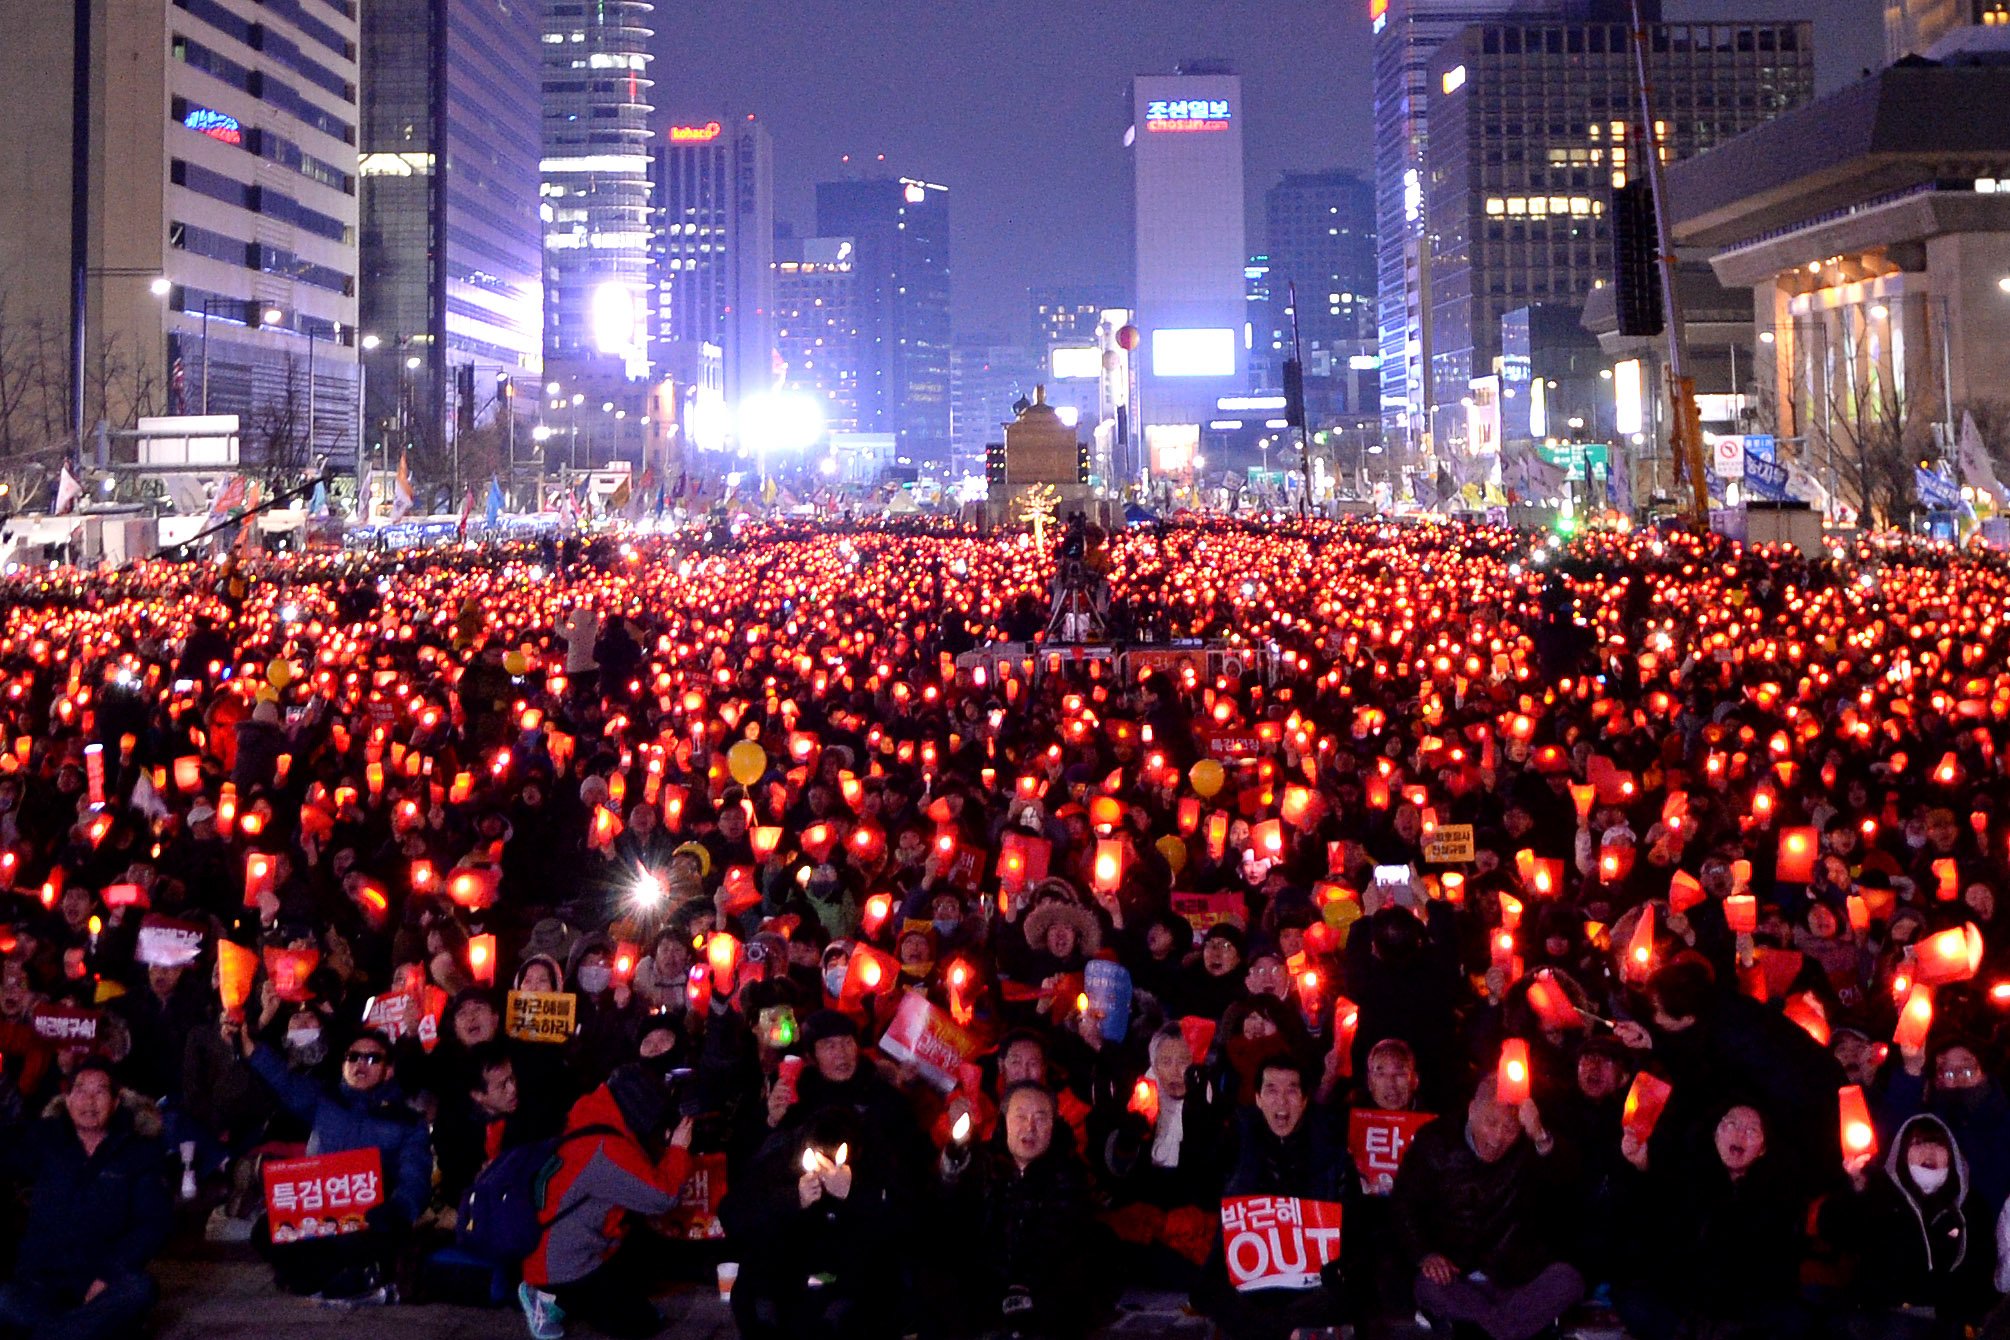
[950,339,1035,473]
[360,0,542,477]
[1886,0,2010,62]
[541,0,654,382]
[1374,0,1579,460]
[1266,170,1377,349]
[1130,64,1247,430]
[773,236,862,436]
[814,178,951,465]
[1422,17,1813,450]
[649,117,775,418]
[1028,285,1125,362]
[0,0,361,467]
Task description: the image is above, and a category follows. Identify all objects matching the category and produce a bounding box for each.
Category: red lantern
[1838,1084,1878,1163]
[706,932,742,993]
[467,934,496,986]
[1127,1076,1161,1126]
[1776,826,1817,885]
[1621,1071,1673,1141]
[1894,983,1934,1050]
[1624,904,1656,982]
[1092,838,1125,895]
[1723,894,1757,934]
[1914,923,1983,985]
[861,891,894,938]
[243,852,277,909]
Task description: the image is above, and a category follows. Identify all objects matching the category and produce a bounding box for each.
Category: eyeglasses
[344,1051,388,1068]
[1937,1066,1981,1083]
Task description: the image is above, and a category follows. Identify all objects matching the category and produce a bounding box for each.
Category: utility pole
[1627,0,1710,531]
[1285,281,1315,516]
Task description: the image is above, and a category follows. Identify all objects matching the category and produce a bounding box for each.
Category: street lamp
[357,334,381,512]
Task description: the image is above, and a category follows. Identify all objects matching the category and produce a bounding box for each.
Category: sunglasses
[344,1051,388,1068]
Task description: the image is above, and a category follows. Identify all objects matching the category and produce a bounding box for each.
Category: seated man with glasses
[226,1018,433,1304]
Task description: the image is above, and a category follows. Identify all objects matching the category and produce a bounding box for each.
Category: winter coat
[1391,1117,1570,1288]
[246,1043,432,1224]
[0,1106,172,1291]
[941,1137,1102,1314]
[1875,1067,2010,1224]
[1616,1151,1807,1322]
[1224,1105,1352,1204]
[717,1124,906,1299]
[523,1082,692,1288]
[1821,1113,1989,1318]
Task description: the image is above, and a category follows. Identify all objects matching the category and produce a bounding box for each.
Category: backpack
[457,1123,619,1265]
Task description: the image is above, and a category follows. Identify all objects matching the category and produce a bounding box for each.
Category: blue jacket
[248,1044,433,1224]
[1,1108,172,1290]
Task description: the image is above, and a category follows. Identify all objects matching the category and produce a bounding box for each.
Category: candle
[1127,1076,1161,1126]
[1893,983,1934,1050]
[467,933,496,986]
[1723,894,1757,934]
[1496,1038,1532,1105]
[1838,1084,1878,1163]
[1914,923,1983,985]
[1621,1071,1673,1141]
[1776,826,1817,885]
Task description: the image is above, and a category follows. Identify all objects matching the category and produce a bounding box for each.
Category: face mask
[578,966,612,995]
[932,917,960,938]
[289,1025,322,1049]
[823,967,847,997]
[1908,1162,1950,1195]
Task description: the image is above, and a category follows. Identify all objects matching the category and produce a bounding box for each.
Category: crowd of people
[0,517,2008,1340]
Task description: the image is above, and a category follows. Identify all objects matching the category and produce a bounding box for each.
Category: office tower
[0,0,361,466]
[814,178,951,465]
[1029,285,1126,362]
[1886,0,2010,62]
[649,117,776,418]
[1246,255,1279,388]
[1374,0,1578,461]
[773,236,862,436]
[950,339,1034,474]
[1129,63,1246,430]
[360,0,542,476]
[1423,17,1813,451]
[1267,170,1377,348]
[541,0,654,381]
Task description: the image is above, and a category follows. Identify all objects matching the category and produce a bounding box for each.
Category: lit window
[1486,198,1505,215]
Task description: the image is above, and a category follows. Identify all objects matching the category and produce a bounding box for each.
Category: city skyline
[650,0,1881,338]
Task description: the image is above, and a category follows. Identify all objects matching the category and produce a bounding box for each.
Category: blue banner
[1745,452,1790,502]
[1915,466,1960,510]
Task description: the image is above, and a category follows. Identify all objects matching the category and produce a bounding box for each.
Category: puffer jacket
[523,1080,691,1288]
[942,1136,1100,1307]
[246,1044,432,1224]
[2,1106,171,1291]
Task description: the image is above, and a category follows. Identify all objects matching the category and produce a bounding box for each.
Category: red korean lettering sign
[1348,1109,1435,1195]
[1206,730,1263,761]
[31,1004,99,1055]
[877,988,980,1093]
[262,1148,384,1242]
[1170,892,1247,942]
[663,1152,728,1239]
[1220,1195,1344,1292]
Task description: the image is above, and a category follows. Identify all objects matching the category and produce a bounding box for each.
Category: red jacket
[523,1084,691,1288]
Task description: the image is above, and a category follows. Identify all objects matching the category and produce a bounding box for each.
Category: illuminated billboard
[1615,358,1644,435]
[668,122,722,143]
[1050,347,1102,380]
[1144,99,1232,133]
[1151,328,1236,379]
[184,107,242,146]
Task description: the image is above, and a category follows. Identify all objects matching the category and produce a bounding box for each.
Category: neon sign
[183,107,242,146]
[668,122,722,143]
[1144,99,1232,133]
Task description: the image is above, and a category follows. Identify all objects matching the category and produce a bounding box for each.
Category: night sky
[651,0,1882,339]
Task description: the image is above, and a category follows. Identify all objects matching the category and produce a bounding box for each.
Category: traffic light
[1611,179,1663,339]
[1078,443,1092,485]
[985,441,1006,485]
[1282,358,1306,429]
[456,364,477,432]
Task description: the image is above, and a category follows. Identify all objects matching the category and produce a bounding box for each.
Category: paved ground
[153,1249,1221,1339]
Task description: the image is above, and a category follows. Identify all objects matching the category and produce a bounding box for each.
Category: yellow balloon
[504,651,528,676]
[1155,834,1188,875]
[266,658,292,689]
[1189,758,1225,799]
[727,739,768,788]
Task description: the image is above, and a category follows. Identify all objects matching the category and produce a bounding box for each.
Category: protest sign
[505,990,578,1044]
[877,988,981,1092]
[31,1004,99,1055]
[1220,1194,1344,1291]
[663,1152,728,1239]
[1348,1109,1435,1195]
[136,914,205,967]
[1421,824,1474,864]
[1170,892,1247,942]
[263,1149,383,1243]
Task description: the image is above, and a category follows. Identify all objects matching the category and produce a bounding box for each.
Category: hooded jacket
[1821,1113,1984,1314]
[246,1043,432,1225]
[523,1069,692,1288]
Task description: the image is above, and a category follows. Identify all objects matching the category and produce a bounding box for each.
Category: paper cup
[716,1261,739,1300]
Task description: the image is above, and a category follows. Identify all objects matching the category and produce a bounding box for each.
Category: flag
[356,457,374,521]
[457,487,475,541]
[235,480,263,557]
[671,470,687,500]
[390,453,414,522]
[485,478,504,531]
[53,463,82,515]
[609,475,632,513]
[206,475,247,526]
[309,478,329,517]
[1957,413,2008,507]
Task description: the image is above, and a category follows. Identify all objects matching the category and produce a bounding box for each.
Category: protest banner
[662,1152,728,1239]
[506,990,578,1044]
[1220,1194,1344,1291]
[877,988,981,1092]
[262,1149,383,1243]
[1348,1109,1435,1195]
